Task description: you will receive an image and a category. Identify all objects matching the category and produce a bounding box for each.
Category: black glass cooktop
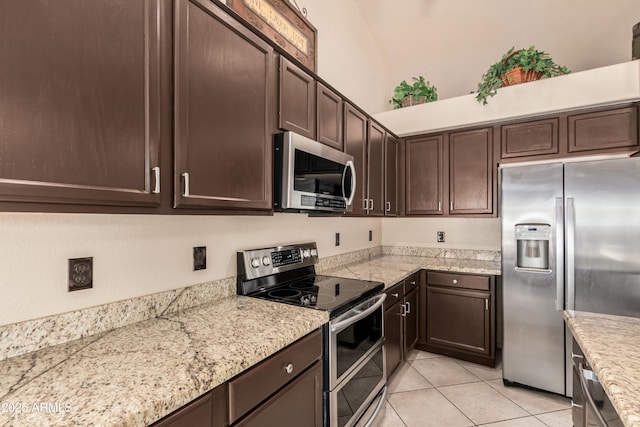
[249,274,384,314]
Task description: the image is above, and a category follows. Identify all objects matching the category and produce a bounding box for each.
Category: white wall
[294,0,391,113]
[0,213,381,325]
[382,217,501,251]
[353,0,640,109]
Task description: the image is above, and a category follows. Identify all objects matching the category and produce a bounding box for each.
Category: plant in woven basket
[389,76,438,109]
[475,46,570,105]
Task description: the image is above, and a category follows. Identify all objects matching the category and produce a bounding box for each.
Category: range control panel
[238,242,319,281]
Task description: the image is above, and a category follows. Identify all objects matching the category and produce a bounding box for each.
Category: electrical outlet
[193,246,206,271]
[369,230,373,242]
[437,231,445,243]
[335,232,340,246]
[68,257,93,291]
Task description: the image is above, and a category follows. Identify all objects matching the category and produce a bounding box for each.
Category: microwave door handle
[342,160,356,206]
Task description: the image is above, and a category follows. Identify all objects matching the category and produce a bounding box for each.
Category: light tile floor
[379,350,572,427]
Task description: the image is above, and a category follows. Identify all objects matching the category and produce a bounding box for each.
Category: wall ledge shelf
[374,60,640,137]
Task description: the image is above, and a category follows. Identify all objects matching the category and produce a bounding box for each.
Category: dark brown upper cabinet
[568,105,638,153]
[278,56,316,139]
[0,0,161,208]
[404,135,444,215]
[316,82,344,150]
[385,134,399,216]
[344,103,368,216]
[367,121,386,216]
[174,0,274,211]
[449,127,494,215]
[501,117,559,159]
[500,104,639,164]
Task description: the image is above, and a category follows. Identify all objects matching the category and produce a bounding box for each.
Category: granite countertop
[0,296,328,427]
[564,310,640,427]
[323,254,501,288]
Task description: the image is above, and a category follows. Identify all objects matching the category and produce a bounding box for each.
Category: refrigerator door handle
[555,197,565,311]
[566,197,576,310]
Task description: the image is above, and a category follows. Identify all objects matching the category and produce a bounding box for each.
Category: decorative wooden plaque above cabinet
[226,0,317,72]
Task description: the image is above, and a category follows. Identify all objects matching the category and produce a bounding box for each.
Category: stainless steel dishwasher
[571,338,623,427]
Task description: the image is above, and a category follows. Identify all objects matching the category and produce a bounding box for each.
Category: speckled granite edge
[0,277,236,362]
[382,245,501,262]
[564,310,640,427]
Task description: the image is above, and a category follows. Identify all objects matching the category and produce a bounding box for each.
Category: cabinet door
[426,286,491,356]
[385,135,399,216]
[235,361,323,427]
[501,118,559,159]
[174,0,273,210]
[405,135,444,215]
[0,0,161,207]
[404,287,419,356]
[568,105,639,153]
[279,56,316,139]
[449,128,493,215]
[316,82,343,150]
[384,302,403,378]
[367,121,385,216]
[344,103,368,216]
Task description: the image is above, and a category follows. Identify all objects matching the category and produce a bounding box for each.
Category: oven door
[328,344,386,427]
[328,293,386,389]
[275,131,355,213]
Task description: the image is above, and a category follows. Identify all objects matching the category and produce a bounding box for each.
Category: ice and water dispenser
[515,224,551,271]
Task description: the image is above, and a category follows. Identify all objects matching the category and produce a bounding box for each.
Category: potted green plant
[389,76,438,109]
[476,46,570,105]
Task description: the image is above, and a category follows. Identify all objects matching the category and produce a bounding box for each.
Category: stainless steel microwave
[274,131,355,213]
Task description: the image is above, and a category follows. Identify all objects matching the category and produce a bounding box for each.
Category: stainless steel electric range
[237,242,387,427]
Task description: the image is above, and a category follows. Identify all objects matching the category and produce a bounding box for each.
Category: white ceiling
[352,0,640,101]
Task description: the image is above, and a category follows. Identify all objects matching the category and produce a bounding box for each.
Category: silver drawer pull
[452,279,458,284]
[284,363,294,374]
[392,293,399,298]
[152,166,160,194]
[571,352,584,361]
[410,280,416,285]
[570,402,583,409]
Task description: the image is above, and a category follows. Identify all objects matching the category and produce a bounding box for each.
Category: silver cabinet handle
[370,199,374,211]
[438,201,441,211]
[452,279,458,284]
[555,197,565,311]
[391,293,399,298]
[450,201,454,211]
[405,301,411,314]
[570,402,583,409]
[284,363,294,374]
[152,167,160,194]
[363,199,368,210]
[410,280,416,285]
[399,303,406,317]
[485,299,489,311]
[182,172,190,197]
[386,201,391,212]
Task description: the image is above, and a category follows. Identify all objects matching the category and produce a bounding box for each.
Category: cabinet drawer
[427,271,490,291]
[385,281,404,307]
[228,329,322,423]
[404,272,420,292]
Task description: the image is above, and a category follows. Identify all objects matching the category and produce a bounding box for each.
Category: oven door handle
[331,293,386,332]
[362,386,388,427]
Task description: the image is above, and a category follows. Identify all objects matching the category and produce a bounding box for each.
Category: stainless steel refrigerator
[501,156,640,396]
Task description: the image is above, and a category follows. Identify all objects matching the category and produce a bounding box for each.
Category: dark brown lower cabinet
[384,285,404,377]
[384,272,421,378]
[152,383,227,427]
[418,271,495,367]
[235,361,322,427]
[152,329,322,427]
